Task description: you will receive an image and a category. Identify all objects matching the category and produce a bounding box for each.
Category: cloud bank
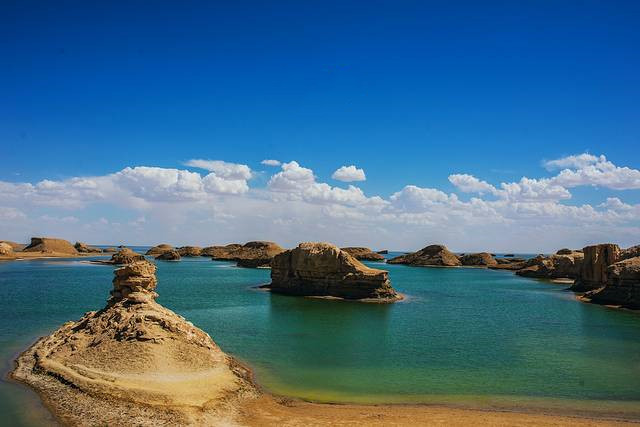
[1,154,638,252]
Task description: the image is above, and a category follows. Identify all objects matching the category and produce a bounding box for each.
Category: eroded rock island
[267,242,400,302]
[387,244,461,266]
[341,247,386,261]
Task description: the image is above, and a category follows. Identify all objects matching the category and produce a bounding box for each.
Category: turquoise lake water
[1,252,640,425]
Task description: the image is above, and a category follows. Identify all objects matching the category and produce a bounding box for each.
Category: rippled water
[1,252,640,425]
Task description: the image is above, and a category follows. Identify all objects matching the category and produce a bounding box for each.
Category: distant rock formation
[377,250,389,254]
[516,251,583,280]
[12,260,254,425]
[0,240,25,251]
[177,246,202,257]
[621,245,640,261]
[145,243,173,256]
[155,249,181,261]
[489,257,526,270]
[571,244,620,291]
[74,242,102,253]
[581,256,640,309]
[341,247,385,261]
[108,248,146,265]
[23,237,77,254]
[0,242,14,256]
[102,247,117,253]
[460,252,497,267]
[268,242,400,302]
[503,253,515,257]
[213,241,285,268]
[204,244,242,258]
[387,244,461,267]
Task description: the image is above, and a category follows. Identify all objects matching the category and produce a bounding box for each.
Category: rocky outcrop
[74,242,102,253]
[102,247,117,253]
[11,260,254,425]
[177,246,202,257]
[145,243,173,256]
[460,252,497,267]
[489,257,526,270]
[571,244,620,291]
[341,247,385,261]
[267,242,400,302]
[212,241,285,268]
[516,251,583,280]
[0,240,25,251]
[377,250,389,254]
[204,244,242,258]
[155,249,181,261]
[621,245,640,261]
[581,257,640,309]
[0,242,14,256]
[108,248,146,265]
[23,237,77,254]
[387,244,461,267]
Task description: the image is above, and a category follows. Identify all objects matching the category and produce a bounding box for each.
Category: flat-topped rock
[341,247,385,261]
[268,242,400,302]
[155,249,181,261]
[582,256,640,309]
[23,237,77,254]
[213,241,285,268]
[145,243,173,256]
[571,244,620,291]
[11,260,254,425]
[460,252,497,267]
[387,244,461,267]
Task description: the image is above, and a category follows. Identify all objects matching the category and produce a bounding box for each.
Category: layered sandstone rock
[12,260,254,425]
[460,252,497,267]
[23,237,77,254]
[341,247,385,261]
[177,246,203,257]
[387,244,461,267]
[571,244,620,291]
[109,248,146,265]
[155,249,181,261]
[212,241,285,268]
[75,242,102,253]
[516,252,583,280]
[621,245,640,261]
[582,257,640,309]
[145,243,173,256]
[489,258,527,271]
[268,242,400,301]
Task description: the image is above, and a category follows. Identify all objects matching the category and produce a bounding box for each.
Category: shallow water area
[1,252,639,424]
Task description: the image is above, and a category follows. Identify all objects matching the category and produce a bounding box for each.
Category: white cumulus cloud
[331,165,366,182]
[261,159,281,166]
[184,159,253,180]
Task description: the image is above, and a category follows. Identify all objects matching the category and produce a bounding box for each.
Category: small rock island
[11,260,255,425]
[267,242,401,302]
[388,244,461,266]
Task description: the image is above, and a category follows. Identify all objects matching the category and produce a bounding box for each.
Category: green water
[1,253,640,425]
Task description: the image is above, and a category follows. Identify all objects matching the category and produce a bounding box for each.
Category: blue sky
[1,1,639,250]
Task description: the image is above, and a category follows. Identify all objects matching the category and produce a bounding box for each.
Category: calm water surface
[1,251,639,425]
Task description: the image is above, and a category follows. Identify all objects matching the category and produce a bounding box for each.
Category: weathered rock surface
[268,242,400,301]
[75,242,102,253]
[109,248,146,265]
[621,245,640,261]
[177,246,203,257]
[341,247,385,261]
[0,240,25,251]
[155,249,181,261]
[571,244,620,291]
[23,237,77,254]
[213,241,285,268]
[102,247,117,253]
[377,250,389,254]
[145,243,173,256]
[205,244,242,258]
[460,252,497,267]
[11,260,254,425]
[582,256,640,309]
[489,258,527,270]
[516,252,584,279]
[387,244,461,267]
[0,242,14,256]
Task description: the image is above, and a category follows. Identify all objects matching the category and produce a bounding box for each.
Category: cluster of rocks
[515,249,584,279]
[211,241,285,268]
[74,242,102,253]
[95,248,146,265]
[267,242,400,302]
